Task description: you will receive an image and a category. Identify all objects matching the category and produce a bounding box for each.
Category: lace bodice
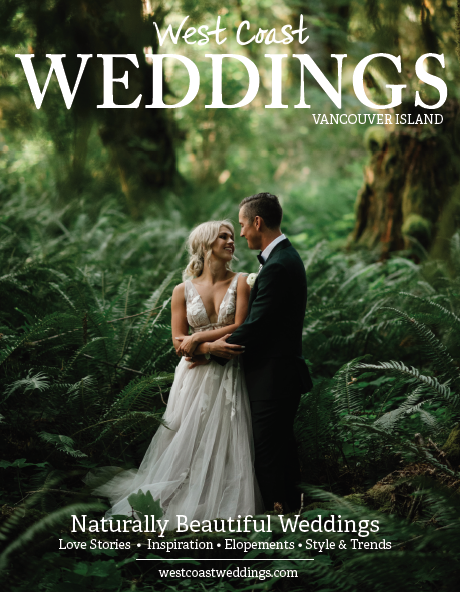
[184,273,241,333]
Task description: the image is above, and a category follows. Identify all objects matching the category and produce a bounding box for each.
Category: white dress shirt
[260,234,286,262]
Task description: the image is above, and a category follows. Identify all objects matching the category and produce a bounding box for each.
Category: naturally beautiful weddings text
[71,513,380,538]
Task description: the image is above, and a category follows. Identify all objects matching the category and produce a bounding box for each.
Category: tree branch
[82,354,145,375]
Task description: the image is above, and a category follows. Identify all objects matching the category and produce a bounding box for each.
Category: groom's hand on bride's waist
[209,334,244,359]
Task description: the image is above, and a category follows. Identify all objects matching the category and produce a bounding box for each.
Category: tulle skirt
[85,357,263,528]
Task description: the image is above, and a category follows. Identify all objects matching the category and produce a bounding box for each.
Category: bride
[86,220,263,527]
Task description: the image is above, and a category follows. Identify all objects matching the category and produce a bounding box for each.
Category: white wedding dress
[86,272,263,528]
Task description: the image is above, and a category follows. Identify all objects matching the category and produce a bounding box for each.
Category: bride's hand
[185,355,210,369]
[176,334,199,357]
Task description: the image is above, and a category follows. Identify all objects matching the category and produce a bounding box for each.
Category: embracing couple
[90,193,312,526]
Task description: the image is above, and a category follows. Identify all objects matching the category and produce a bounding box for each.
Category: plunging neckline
[190,273,239,325]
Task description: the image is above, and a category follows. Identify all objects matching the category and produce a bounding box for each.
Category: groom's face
[239,207,262,251]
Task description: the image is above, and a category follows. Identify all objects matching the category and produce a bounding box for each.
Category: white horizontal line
[136,558,314,561]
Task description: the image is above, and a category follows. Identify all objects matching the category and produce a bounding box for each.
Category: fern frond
[398,292,460,329]
[380,307,460,389]
[0,502,105,572]
[38,432,87,458]
[4,372,50,399]
[357,360,457,406]
[90,410,166,444]
[332,358,368,415]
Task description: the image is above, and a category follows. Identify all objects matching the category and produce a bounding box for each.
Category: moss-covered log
[442,423,460,468]
[345,460,460,521]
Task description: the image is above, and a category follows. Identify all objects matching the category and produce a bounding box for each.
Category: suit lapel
[248,280,258,309]
[265,237,290,262]
[247,238,290,312]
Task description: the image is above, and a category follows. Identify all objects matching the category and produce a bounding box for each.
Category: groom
[211,192,312,513]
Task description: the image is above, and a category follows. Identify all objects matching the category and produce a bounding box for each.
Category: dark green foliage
[0,0,177,212]
[127,489,163,521]
[2,180,460,590]
[294,234,460,488]
[1,0,460,588]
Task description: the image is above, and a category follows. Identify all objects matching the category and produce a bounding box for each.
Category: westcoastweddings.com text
[157,567,298,581]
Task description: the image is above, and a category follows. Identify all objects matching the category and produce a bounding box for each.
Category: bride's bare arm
[171,284,189,354]
[184,275,250,357]
[172,282,241,358]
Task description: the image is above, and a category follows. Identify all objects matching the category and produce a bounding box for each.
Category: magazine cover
[1,1,460,590]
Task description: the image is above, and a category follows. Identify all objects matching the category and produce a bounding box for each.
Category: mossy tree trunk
[289,0,350,77]
[442,423,460,468]
[87,0,176,216]
[350,101,460,259]
[0,0,176,215]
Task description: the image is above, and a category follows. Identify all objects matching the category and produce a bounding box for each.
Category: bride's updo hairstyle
[183,220,235,280]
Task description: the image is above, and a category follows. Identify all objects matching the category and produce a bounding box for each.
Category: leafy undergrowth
[1,187,460,590]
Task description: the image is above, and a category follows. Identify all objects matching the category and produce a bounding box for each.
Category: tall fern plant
[296,234,460,486]
[0,265,179,478]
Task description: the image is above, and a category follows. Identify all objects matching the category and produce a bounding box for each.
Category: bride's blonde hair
[183,220,235,280]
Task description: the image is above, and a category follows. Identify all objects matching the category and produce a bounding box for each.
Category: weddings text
[15,51,447,111]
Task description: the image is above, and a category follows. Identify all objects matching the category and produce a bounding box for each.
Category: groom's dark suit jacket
[214,238,312,401]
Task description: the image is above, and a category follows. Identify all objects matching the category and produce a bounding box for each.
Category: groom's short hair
[239,193,282,229]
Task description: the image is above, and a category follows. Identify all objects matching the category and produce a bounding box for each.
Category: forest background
[1,0,460,591]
